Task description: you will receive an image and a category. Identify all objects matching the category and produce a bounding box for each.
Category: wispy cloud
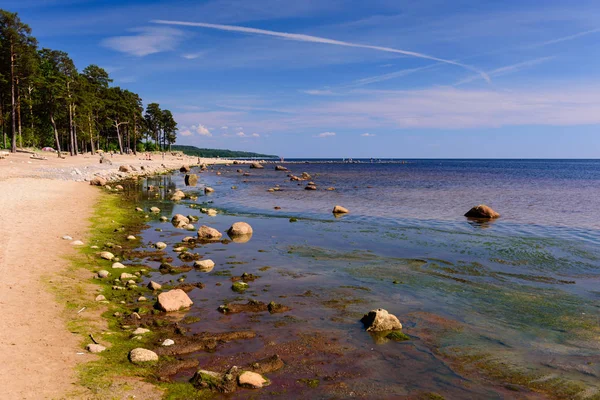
[532,27,600,47]
[361,133,376,137]
[454,56,554,86]
[235,131,260,138]
[195,124,212,136]
[181,123,212,137]
[152,19,490,82]
[102,26,184,57]
[315,131,336,138]
[181,52,203,59]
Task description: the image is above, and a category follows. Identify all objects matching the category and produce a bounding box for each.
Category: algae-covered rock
[232,281,249,293]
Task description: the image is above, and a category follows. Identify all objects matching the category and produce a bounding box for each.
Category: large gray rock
[129,348,159,363]
[197,225,223,240]
[361,308,402,332]
[157,289,193,312]
[171,214,190,228]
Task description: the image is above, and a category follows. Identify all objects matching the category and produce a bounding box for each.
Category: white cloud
[315,132,336,138]
[152,19,490,82]
[102,26,184,57]
[302,89,335,96]
[233,131,260,138]
[221,126,228,130]
[195,124,212,136]
[251,133,260,137]
[361,133,376,137]
[180,129,192,136]
[236,131,246,137]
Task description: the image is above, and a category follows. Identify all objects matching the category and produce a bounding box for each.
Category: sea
[124,159,600,398]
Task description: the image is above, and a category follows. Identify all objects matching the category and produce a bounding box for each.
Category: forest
[0,9,177,156]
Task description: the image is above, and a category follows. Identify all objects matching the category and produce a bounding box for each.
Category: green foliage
[171,144,277,158]
[0,8,176,154]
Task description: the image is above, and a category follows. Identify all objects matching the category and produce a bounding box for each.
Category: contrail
[152,19,490,82]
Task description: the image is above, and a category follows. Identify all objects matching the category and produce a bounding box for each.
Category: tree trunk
[132,115,137,155]
[88,114,95,155]
[10,42,17,153]
[28,85,34,144]
[114,120,124,155]
[50,112,61,157]
[67,88,74,156]
[17,78,22,148]
[73,105,79,155]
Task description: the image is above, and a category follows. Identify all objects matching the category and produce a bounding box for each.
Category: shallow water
[123,160,600,398]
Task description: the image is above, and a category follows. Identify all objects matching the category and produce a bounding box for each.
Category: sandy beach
[0,152,224,399]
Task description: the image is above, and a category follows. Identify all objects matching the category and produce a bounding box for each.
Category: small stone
[238,371,268,388]
[162,339,175,347]
[137,296,147,302]
[159,216,168,222]
[185,224,195,230]
[112,262,125,269]
[132,327,150,335]
[126,235,136,240]
[135,207,143,212]
[232,281,248,293]
[206,209,217,217]
[99,251,114,260]
[172,214,190,228]
[86,344,106,353]
[148,281,162,290]
[333,205,349,214]
[129,348,158,363]
[97,270,110,278]
[204,187,215,193]
[119,272,135,280]
[155,242,167,250]
[194,259,215,272]
[150,206,161,213]
[62,235,73,240]
[95,294,106,302]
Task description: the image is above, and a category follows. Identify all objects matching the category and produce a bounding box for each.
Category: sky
[8,0,600,158]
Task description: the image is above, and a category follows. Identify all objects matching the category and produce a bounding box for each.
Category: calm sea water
[210,159,600,242]
[126,159,600,398]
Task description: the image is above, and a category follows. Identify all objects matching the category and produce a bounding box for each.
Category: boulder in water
[197,225,223,240]
[171,214,190,228]
[227,222,253,237]
[249,162,264,169]
[157,289,193,312]
[185,174,198,186]
[464,205,500,219]
[180,165,191,173]
[361,308,402,332]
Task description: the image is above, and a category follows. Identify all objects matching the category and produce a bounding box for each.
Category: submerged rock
[464,204,500,219]
[204,187,215,194]
[129,348,158,363]
[232,282,249,293]
[332,205,349,214]
[249,162,264,169]
[305,184,317,190]
[157,289,193,312]
[361,308,402,332]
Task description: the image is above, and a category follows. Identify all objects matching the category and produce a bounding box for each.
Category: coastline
[0,152,227,399]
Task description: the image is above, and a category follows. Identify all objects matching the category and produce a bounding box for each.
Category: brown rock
[227,222,253,237]
[119,165,131,173]
[185,174,198,186]
[249,162,264,169]
[361,308,402,332]
[275,165,288,171]
[157,289,193,312]
[197,225,223,240]
[464,204,500,219]
[170,190,185,201]
[305,185,317,190]
[180,165,191,173]
[238,371,268,389]
[171,214,190,228]
[90,176,107,186]
[333,205,349,214]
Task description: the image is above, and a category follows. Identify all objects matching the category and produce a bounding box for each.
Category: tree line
[0,9,178,156]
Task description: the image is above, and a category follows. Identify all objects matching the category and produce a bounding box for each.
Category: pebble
[132,328,150,335]
[126,235,136,240]
[62,235,73,240]
[155,242,167,250]
[97,270,110,278]
[137,296,147,302]
[95,294,106,302]
[162,339,175,346]
[71,240,84,246]
[112,262,125,269]
[86,344,106,353]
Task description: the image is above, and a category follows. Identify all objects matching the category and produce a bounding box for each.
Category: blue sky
[9,0,600,158]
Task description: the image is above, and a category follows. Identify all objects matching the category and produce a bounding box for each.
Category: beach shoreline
[0,152,230,399]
